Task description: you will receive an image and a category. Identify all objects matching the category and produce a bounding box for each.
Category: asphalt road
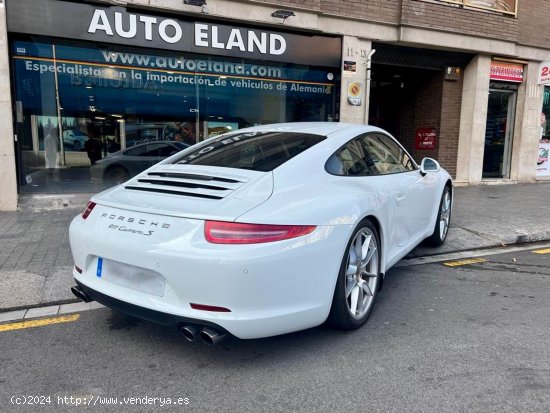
[1,247,549,413]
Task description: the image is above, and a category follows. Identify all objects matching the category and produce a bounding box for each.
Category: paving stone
[40,265,76,303]
[0,271,45,310]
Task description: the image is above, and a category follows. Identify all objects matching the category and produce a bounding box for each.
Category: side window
[139,143,168,157]
[325,138,379,176]
[155,144,179,157]
[124,145,147,157]
[361,134,416,175]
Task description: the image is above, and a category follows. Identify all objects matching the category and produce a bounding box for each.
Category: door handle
[395,193,405,206]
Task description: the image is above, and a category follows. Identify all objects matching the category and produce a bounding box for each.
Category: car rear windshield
[171,131,326,172]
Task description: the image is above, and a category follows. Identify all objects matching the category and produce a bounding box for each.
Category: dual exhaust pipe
[72,285,227,345]
[181,324,227,346]
[71,286,92,303]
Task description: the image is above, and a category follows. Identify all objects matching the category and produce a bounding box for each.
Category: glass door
[482,88,516,179]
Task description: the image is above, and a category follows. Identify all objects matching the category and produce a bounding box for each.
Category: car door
[142,143,178,168]
[325,136,400,258]
[361,133,434,248]
[126,142,179,172]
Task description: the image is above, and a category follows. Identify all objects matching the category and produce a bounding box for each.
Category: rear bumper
[69,206,352,339]
[75,279,230,334]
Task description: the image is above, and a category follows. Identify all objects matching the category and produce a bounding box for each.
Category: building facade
[1,0,550,210]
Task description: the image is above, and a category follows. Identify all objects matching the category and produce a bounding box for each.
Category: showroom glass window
[11,37,339,193]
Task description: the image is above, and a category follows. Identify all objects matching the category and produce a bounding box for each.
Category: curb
[408,227,550,259]
[0,301,105,324]
[510,229,550,245]
[17,193,93,212]
[0,298,80,314]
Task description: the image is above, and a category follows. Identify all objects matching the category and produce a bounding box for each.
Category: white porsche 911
[69,123,452,344]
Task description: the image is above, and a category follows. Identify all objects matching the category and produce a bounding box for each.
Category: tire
[328,219,381,330]
[104,166,130,184]
[73,140,82,151]
[425,186,452,247]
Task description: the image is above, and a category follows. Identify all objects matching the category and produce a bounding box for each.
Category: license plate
[96,257,165,297]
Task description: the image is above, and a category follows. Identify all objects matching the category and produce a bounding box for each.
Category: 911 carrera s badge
[107,224,154,236]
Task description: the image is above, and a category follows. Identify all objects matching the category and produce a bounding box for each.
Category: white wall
[456,55,491,185]
[338,36,372,125]
[0,1,17,211]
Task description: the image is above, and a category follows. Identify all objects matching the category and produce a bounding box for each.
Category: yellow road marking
[532,248,550,254]
[443,258,487,267]
[0,314,79,332]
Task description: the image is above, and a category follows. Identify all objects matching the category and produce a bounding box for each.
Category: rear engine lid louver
[124,171,248,200]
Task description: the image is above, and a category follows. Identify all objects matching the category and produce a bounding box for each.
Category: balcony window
[426,0,517,16]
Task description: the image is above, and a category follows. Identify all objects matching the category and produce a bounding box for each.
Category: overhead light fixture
[271,9,295,23]
[184,0,205,5]
[183,0,207,7]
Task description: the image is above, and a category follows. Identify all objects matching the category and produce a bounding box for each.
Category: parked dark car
[90,141,189,184]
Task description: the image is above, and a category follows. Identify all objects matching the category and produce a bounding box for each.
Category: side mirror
[420,157,441,176]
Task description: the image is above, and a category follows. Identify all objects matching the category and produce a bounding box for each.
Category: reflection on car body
[63,129,89,151]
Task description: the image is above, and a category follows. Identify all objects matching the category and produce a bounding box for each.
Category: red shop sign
[415,128,437,151]
[490,62,523,83]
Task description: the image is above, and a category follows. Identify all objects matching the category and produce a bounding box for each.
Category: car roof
[124,140,180,149]
[117,140,183,156]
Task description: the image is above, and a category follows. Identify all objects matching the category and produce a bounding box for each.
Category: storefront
[538,87,550,178]
[538,62,550,179]
[482,61,523,179]
[367,43,474,178]
[7,0,341,193]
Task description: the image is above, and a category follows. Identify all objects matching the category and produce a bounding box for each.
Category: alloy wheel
[345,227,379,319]
[440,190,451,240]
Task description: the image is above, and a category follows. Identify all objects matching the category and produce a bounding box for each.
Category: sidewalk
[1,183,549,312]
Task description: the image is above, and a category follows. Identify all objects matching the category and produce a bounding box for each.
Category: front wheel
[328,220,381,330]
[104,166,130,184]
[426,186,452,247]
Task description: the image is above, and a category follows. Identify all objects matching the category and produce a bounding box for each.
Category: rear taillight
[82,201,96,219]
[204,221,316,244]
